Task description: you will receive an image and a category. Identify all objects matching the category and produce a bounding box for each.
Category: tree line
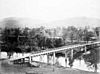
[0,25,100,72]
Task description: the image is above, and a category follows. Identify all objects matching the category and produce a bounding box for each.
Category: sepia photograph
[0,0,100,74]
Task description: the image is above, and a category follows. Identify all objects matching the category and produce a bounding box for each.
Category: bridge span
[9,41,100,67]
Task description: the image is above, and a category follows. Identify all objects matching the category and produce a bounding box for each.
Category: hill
[44,17,100,28]
[0,17,45,29]
[0,17,100,29]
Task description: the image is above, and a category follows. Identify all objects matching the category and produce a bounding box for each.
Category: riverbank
[0,60,99,74]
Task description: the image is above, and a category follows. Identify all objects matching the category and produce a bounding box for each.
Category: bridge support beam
[29,56,32,64]
[53,52,56,65]
[40,55,43,62]
[65,51,68,67]
[53,52,56,71]
[71,49,73,60]
[47,53,49,64]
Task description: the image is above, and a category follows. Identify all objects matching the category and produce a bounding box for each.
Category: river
[0,52,100,73]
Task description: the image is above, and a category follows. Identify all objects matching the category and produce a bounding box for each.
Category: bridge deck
[9,41,100,61]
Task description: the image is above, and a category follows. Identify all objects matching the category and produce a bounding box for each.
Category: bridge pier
[40,55,43,62]
[47,53,50,64]
[29,56,32,64]
[71,49,73,60]
[52,52,56,71]
[65,50,68,67]
[53,52,56,65]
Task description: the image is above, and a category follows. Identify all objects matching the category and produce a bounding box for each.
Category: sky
[0,0,100,22]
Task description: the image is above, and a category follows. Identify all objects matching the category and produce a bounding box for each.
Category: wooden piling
[71,49,73,60]
[53,52,56,71]
[29,56,32,64]
[47,53,49,64]
[40,55,42,62]
[53,52,56,65]
[65,51,68,67]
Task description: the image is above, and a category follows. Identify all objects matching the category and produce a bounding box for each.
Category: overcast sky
[0,0,100,22]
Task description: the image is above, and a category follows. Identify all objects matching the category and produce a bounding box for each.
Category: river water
[0,52,100,73]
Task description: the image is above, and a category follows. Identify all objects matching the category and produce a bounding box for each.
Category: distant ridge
[0,17,45,29]
[0,17,100,29]
[43,17,100,28]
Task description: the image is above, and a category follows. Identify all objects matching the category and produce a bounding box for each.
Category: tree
[54,38,64,47]
[1,28,21,58]
[94,27,100,40]
[83,48,100,72]
[62,26,78,43]
[18,27,30,53]
[77,28,84,42]
[28,27,48,51]
[83,27,94,42]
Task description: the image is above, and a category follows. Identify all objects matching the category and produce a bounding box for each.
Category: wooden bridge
[9,41,100,67]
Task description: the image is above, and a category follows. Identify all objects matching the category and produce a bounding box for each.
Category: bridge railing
[9,41,100,61]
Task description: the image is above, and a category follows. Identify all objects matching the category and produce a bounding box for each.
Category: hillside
[0,17,100,29]
[0,17,45,29]
[44,17,100,28]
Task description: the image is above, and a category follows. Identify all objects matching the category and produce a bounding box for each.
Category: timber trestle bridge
[9,41,100,67]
